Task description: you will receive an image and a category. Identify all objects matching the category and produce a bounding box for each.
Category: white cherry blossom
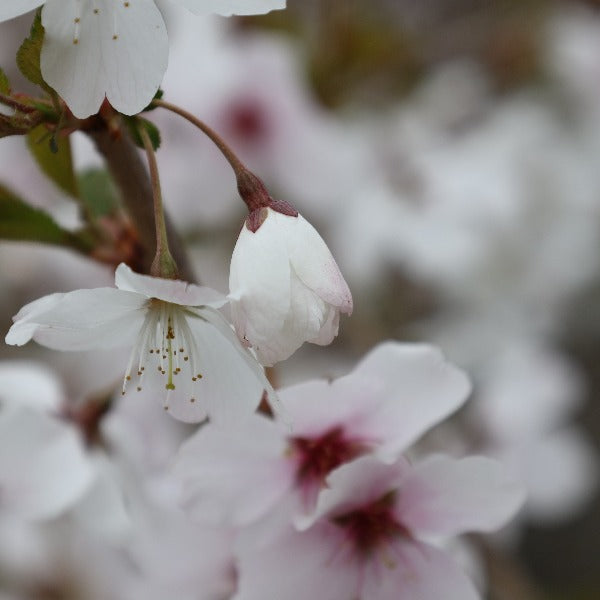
[6,263,273,424]
[0,0,286,118]
[229,206,353,366]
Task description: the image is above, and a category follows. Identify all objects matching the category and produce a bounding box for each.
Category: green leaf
[77,169,120,219]
[0,67,10,94]
[16,10,46,88]
[125,116,161,151]
[0,183,90,250]
[27,124,78,198]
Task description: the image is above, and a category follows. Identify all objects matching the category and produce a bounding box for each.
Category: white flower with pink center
[173,342,471,526]
[233,455,525,600]
[0,0,286,118]
[5,263,273,424]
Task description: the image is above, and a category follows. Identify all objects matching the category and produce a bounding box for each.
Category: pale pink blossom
[229,207,353,365]
[234,455,524,600]
[173,342,471,526]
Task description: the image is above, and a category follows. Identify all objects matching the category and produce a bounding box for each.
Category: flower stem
[138,123,179,280]
[152,99,272,213]
[0,93,38,114]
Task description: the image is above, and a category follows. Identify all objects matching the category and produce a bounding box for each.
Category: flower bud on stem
[152,99,297,224]
[137,122,179,280]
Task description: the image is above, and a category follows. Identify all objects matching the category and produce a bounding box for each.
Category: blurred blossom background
[1,0,600,598]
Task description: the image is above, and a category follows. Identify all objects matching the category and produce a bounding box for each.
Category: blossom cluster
[1,0,598,597]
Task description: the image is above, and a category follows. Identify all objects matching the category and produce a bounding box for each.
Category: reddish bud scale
[237,168,298,232]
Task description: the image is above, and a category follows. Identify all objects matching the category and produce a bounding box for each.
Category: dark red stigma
[333,491,408,556]
[291,426,368,487]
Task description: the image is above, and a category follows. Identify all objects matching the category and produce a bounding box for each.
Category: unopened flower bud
[229,201,353,366]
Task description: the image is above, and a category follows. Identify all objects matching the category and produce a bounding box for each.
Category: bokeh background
[1,1,600,598]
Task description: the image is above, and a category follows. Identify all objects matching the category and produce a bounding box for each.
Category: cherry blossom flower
[173,342,471,526]
[5,263,273,424]
[233,455,524,600]
[229,206,353,365]
[0,0,286,118]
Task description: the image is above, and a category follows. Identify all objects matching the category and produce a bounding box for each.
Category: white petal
[256,266,328,365]
[163,309,270,424]
[284,213,352,312]
[41,0,168,118]
[173,0,286,17]
[0,407,95,520]
[361,540,480,600]
[229,218,291,360]
[174,416,293,525]
[115,263,226,307]
[6,288,147,350]
[0,361,63,411]
[395,455,526,538]
[0,0,45,21]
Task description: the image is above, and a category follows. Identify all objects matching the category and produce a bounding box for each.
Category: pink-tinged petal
[41,0,168,118]
[115,263,226,308]
[0,407,95,520]
[173,0,286,17]
[0,0,44,21]
[234,523,359,600]
[0,361,63,411]
[6,288,147,350]
[299,456,410,530]
[278,342,470,457]
[350,343,471,459]
[163,308,272,424]
[278,376,380,436]
[395,455,525,538]
[361,540,479,600]
[284,213,352,313]
[173,416,293,525]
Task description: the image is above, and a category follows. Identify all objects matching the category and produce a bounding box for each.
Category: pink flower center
[333,492,408,556]
[291,427,368,488]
